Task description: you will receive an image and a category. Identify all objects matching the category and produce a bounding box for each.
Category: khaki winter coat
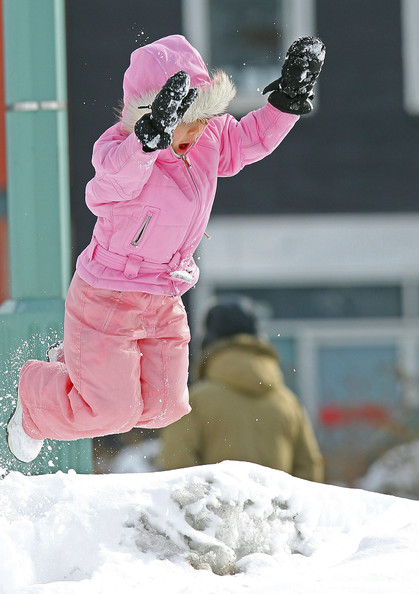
[159,335,324,481]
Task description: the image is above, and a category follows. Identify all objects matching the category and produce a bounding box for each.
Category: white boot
[6,396,44,463]
[46,341,64,363]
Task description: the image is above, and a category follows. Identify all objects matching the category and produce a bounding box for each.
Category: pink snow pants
[19,273,191,440]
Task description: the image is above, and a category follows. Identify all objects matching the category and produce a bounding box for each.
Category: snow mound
[2,460,419,594]
[123,467,301,576]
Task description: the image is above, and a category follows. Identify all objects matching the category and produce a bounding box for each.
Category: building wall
[66,0,419,253]
[65,1,419,484]
[65,0,183,260]
[210,0,418,215]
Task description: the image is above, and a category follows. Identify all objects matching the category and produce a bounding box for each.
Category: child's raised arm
[86,126,158,206]
[216,36,326,177]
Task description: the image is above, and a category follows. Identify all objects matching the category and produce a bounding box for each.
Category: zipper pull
[182,155,192,168]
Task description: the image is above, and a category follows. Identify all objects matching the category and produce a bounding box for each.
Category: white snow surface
[1,460,419,594]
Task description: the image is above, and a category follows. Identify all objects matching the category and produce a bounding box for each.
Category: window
[182,0,316,114]
[401,0,419,115]
[215,285,403,320]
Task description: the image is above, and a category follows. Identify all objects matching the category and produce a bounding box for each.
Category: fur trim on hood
[119,35,236,134]
[120,70,236,134]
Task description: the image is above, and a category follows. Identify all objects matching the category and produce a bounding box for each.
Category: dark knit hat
[202,295,258,348]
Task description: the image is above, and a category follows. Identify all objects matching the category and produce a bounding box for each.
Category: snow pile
[357,440,419,499]
[1,460,419,593]
[132,466,301,576]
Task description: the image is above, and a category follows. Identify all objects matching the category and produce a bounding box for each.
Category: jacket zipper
[181,154,202,247]
[168,151,205,297]
[131,214,152,246]
[181,157,210,238]
[181,154,200,197]
[179,154,214,242]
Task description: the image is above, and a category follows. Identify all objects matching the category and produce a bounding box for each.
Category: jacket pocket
[130,207,160,247]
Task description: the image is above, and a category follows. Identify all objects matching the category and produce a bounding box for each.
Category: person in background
[159,295,324,482]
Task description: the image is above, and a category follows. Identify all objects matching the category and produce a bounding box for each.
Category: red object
[319,403,391,427]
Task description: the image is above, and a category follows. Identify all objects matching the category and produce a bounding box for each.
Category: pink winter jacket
[76,35,299,296]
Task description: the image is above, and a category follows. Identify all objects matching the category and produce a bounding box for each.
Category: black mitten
[263,37,326,115]
[134,71,198,152]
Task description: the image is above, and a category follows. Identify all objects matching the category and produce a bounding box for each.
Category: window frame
[401,0,419,115]
[182,0,317,115]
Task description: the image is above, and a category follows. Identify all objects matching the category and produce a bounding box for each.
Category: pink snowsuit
[19,35,299,441]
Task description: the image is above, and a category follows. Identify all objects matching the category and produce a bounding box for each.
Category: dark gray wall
[65,0,182,259]
[66,0,419,259]
[212,0,418,215]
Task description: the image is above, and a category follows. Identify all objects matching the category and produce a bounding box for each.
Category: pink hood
[120,35,236,132]
[123,34,211,103]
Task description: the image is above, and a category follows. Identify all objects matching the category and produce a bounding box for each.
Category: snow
[357,440,419,500]
[1,460,419,593]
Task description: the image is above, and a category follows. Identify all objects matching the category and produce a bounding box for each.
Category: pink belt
[88,241,193,283]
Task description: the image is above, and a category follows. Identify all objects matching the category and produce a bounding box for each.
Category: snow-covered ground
[1,460,419,594]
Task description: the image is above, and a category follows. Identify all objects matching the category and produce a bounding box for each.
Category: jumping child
[7,34,325,462]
